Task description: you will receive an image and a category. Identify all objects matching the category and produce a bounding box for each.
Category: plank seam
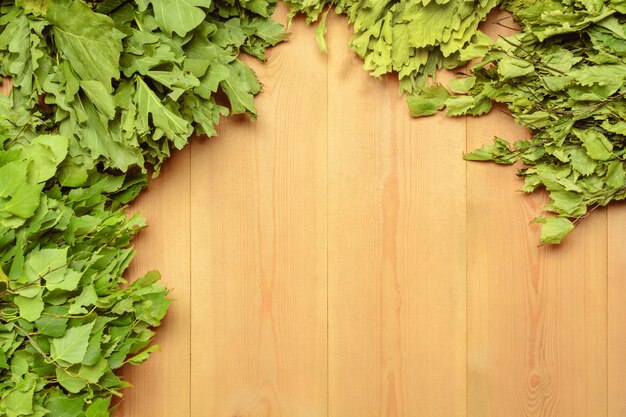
[326,18,330,417]
[465,112,469,417]
[188,144,193,417]
[606,207,609,417]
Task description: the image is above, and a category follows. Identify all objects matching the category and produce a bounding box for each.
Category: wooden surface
[116,9,626,417]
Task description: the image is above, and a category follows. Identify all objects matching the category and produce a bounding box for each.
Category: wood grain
[0,10,618,415]
[118,148,192,416]
[466,15,608,417]
[467,110,608,417]
[608,206,626,417]
[108,9,618,417]
[325,14,467,417]
[188,9,328,417]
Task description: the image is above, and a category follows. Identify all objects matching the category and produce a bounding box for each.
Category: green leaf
[130,270,161,289]
[52,321,95,364]
[58,162,89,188]
[605,161,625,188]
[444,95,476,116]
[407,85,450,117]
[82,329,103,366]
[47,0,125,90]
[85,398,110,417]
[0,160,28,198]
[0,350,8,370]
[17,0,48,15]
[36,314,68,338]
[574,129,613,161]
[136,292,171,326]
[22,134,69,183]
[55,366,87,394]
[390,23,410,67]
[72,96,142,172]
[147,0,208,37]
[25,247,68,284]
[127,345,159,365]
[569,147,596,175]
[196,63,230,97]
[4,384,35,417]
[463,138,516,164]
[406,1,462,48]
[44,393,86,417]
[601,120,626,135]
[80,81,116,119]
[539,217,575,244]
[464,145,496,161]
[497,57,535,79]
[46,269,82,292]
[549,190,584,215]
[254,19,289,46]
[14,294,44,322]
[68,285,98,315]
[78,357,108,384]
[1,183,43,218]
[134,77,191,149]
[220,60,261,117]
[570,64,626,86]
[314,8,329,53]
[11,354,29,377]
[448,77,476,94]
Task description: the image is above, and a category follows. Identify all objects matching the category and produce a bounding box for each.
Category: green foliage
[0,0,286,173]
[447,0,626,243]
[290,0,626,244]
[0,0,285,414]
[2,0,624,416]
[287,0,498,93]
[0,115,172,415]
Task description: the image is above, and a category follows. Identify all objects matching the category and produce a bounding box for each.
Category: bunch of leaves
[0,0,286,174]
[286,0,498,94]
[0,0,286,414]
[0,106,170,416]
[414,0,626,243]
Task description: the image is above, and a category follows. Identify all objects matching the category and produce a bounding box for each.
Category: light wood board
[115,8,623,417]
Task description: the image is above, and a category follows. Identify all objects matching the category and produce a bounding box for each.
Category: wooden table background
[113,8,626,417]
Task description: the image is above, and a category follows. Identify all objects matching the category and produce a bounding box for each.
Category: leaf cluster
[0,0,286,173]
[423,0,626,243]
[0,109,169,416]
[0,0,285,414]
[286,0,498,93]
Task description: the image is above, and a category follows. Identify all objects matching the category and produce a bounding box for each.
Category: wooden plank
[466,108,608,417]
[325,14,467,417]
[189,9,328,417]
[0,79,10,95]
[117,147,192,416]
[467,14,608,417]
[608,205,626,417]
